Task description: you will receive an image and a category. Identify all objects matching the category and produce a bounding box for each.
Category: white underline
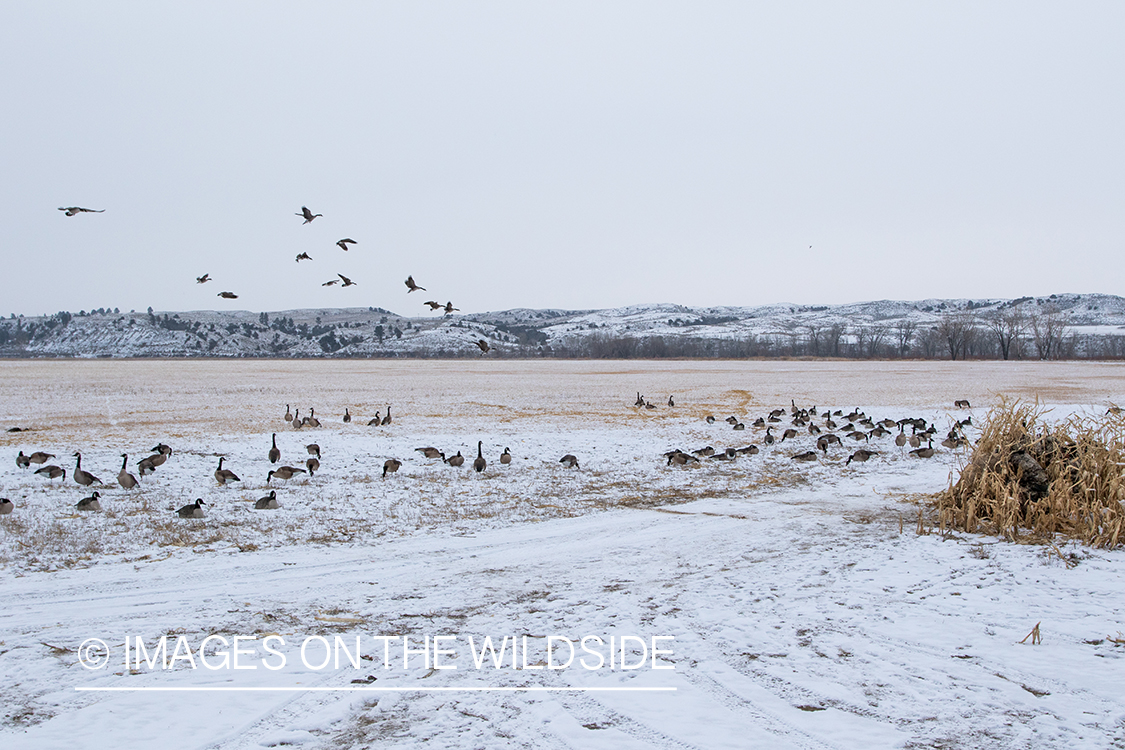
[76,686,676,693]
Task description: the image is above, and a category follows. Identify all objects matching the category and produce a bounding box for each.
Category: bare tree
[983,307,1027,361]
[936,312,977,360]
[895,319,917,357]
[824,323,845,357]
[803,324,822,356]
[1028,304,1069,360]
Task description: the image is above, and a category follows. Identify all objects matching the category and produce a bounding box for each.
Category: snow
[1,360,1124,749]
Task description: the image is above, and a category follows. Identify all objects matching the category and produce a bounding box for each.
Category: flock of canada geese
[61,204,490,351]
[1,395,971,519]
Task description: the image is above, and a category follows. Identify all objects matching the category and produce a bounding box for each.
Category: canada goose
[292,410,302,429]
[215,457,240,485]
[382,458,401,477]
[27,451,55,465]
[16,451,30,469]
[705,415,716,424]
[725,416,738,425]
[958,417,973,428]
[477,340,490,354]
[752,417,765,427]
[645,401,657,410]
[297,206,322,224]
[895,428,908,448]
[76,491,102,511]
[424,300,443,311]
[305,408,321,428]
[846,431,869,442]
[177,499,205,518]
[73,452,102,487]
[405,275,425,292]
[268,434,281,464]
[791,451,818,463]
[338,273,357,287]
[768,414,781,423]
[336,238,357,251]
[196,274,211,284]
[500,447,512,465]
[255,490,279,509]
[322,279,339,286]
[445,451,464,467]
[218,291,239,299]
[954,400,971,409]
[692,446,715,457]
[880,419,898,429]
[295,252,312,262]
[267,465,307,484]
[1107,406,1123,416]
[668,395,675,407]
[368,412,381,426]
[416,446,443,459]
[635,393,645,407]
[381,406,392,426]
[941,436,963,450]
[59,206,104,216]
[816,437,830,453]
[764,427,775,445]
[732,422,745,431]
[473,441,486,473]
[846,448,879,466]
[559,454,579,468]
[910,440,935,459]
[869,426,889,439]
[0,498,13,514]
[444,301,459,315]
[306,457,320,475]
[150,443,171,458]
[822,433,841,446]
[824,417,837,430]
[137,454,161,475]
[667,451,696,466]
[35,465,66,481]
[284,404,293,421]
[780,428,798,442]
[117,454,138,489]
[343,408,351,423]
[306,443,321,458]
[808,423,821,435]
[908,434,922,449]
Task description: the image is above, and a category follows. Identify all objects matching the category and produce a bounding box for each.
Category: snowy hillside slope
[0,293,1122,358]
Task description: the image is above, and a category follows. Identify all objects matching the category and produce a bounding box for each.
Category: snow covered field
[1,360,1124,749]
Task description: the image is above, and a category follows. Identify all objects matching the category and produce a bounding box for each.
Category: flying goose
[338,273,356,287]
[296,252,312,262]
[267,465,307,484]
[336,238,357,251]
[59,206,104,216]
[297,206,322,224]
[322,279,339,286]
[35,465,66,481]
[0,498,13,514]
[218,291,239,299]
[444,302,459,315]
[405,275,425,292]
[445,451,464,467]
[500,447,512,465]
[76,491,102,511]
[473,441,486,473]
[73,452,102,487]
[255,491,280,509]
[424,300,443,310]
[177,499,205,518]
[268,434,280,464]
[117,454,138,489]
[382,458,401,477]
[477,340,490,354]
[214,457,240,485]
[559,454,580,468]
[196,274,211,284]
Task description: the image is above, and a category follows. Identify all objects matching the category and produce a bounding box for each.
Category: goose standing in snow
[473,441,486,473]
[268,434,281,464]
[117,454,138,489]
[215,457,240,485]
[73,452,101,487]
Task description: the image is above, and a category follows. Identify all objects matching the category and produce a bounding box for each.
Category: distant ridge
[1,293,1123,359]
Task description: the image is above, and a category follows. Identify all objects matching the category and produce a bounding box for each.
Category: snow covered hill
[1,293,1123,358]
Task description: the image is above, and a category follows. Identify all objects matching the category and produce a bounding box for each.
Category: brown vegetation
[935,399,1125,547]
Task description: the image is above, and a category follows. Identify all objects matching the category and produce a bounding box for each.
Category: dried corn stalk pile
[936,399,1125,548]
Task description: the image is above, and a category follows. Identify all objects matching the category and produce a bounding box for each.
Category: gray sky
[2,1,1123,317]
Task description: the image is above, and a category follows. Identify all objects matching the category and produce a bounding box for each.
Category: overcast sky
[2,2,1122,317]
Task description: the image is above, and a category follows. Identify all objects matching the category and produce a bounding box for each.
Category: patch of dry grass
[935,399,1125,548]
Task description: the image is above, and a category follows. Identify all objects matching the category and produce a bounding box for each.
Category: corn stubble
[937,399,1125,548]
